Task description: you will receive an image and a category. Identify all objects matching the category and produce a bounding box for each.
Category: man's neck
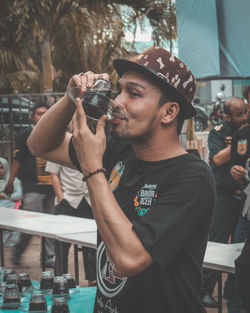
[132,134,187,162]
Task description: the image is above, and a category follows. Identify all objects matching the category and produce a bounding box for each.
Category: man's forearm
[87,173,152,277]
[27,94,75,156]
[213,145,231,166]
[8,160,20,183]
[50,173,64,202]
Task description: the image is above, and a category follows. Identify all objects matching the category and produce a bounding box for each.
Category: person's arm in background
[9,178,22,201]
[4,160,20,195]
[50,173,64,203]
[213,146,231,166]
[45,161,63,203]
[208,128,231,166]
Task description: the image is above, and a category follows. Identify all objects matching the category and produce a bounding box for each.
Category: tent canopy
[176,0,250,80]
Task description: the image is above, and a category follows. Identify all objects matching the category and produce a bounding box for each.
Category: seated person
[0,157,22,246]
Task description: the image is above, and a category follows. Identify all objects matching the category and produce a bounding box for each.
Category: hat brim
[113,59,196,119]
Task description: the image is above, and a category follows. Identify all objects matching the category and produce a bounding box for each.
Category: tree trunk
[41,36,53,93]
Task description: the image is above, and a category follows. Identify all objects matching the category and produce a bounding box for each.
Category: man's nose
[114,93,126,109]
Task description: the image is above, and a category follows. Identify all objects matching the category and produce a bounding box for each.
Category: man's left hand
[72,97,108,175]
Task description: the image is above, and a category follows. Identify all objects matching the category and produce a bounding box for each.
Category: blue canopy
[176,0,250,80]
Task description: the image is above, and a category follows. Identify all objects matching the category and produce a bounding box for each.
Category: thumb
[96,115,108,136]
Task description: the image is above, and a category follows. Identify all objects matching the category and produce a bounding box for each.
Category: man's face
[110,71,162,142]
[31,107,48,125]
[228,99,249,129]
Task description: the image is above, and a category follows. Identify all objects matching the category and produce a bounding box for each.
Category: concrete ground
[3,235,227,312]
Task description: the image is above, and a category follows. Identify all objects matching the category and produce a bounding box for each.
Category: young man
[5,103,55,268]
[27,47,216,313]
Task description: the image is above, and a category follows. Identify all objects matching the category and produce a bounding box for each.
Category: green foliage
[0,0,176,93]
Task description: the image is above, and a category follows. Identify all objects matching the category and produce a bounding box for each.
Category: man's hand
[230,165,246,181]
[66,71,110,104]
[4,181,14,196]
[72,97,108,175]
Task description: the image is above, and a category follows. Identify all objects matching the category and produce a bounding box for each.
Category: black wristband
[82,168,106,182]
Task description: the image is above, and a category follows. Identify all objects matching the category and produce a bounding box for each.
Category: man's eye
[130,91,140,97]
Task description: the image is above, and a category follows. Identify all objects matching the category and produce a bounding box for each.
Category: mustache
[111,106,128,120]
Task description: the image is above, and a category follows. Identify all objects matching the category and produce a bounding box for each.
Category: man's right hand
[230,165,246,181]
[4,181,14,196]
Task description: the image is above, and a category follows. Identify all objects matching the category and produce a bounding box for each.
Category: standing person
[0,157,22,246]
[28,47,216,313]
[201,97,249,308]
[4,103,55,268]
[46,122,96,285]
[46,160,96,285]
[225,124,250,313]
[0,157,22,209]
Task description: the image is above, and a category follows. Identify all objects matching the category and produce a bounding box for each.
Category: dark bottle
[40,271,54,290]
[3,284,20,309]
[3,269,16,282]
[62,273,76,288]
[6,274,22,292]
[28,291,47,312]
[52,276,69,295]
[19,272,32,288]
[51,297,70,313]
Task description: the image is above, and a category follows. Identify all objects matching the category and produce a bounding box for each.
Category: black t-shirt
[69,138,216,313]
[208,121,239,191]
[13,126,53,194]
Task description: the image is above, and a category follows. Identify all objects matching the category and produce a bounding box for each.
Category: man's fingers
[72,98,87,134]
[75,97,86,120]
[96,115,108,136]
[67,72,110,91]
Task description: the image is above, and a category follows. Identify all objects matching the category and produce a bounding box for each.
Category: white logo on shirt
[97,241,127,297]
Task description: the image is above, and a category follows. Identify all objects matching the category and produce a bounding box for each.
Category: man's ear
[161,102,179,124]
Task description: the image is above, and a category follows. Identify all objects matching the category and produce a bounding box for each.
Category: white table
[203,241,244,273]
[0,206,96,273]
[0,206,96,237]
[57,231,97,249]
[203,241,244,313]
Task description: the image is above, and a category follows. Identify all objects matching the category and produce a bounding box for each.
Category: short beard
[110,114,157,143]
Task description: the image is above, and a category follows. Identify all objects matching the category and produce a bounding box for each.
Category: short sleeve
[68,137,82,172]
[208,129,225,162]
[45,161,61,174]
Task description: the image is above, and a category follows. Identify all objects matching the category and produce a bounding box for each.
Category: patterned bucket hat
[113,46,196,119]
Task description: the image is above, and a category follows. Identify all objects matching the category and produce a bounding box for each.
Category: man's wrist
[83,168,106,181]
[63,93,75,107]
